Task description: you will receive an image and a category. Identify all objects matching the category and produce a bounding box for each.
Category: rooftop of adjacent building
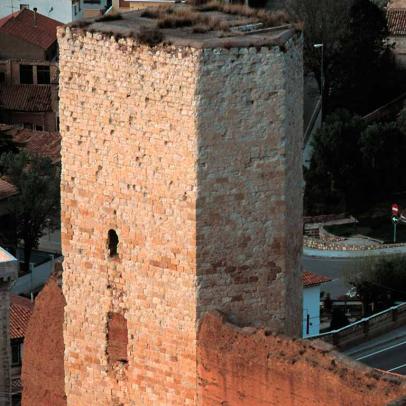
[303,271,331,288]
[0,84,53,112]
[0,124,61,163]
[387,8,406,36]
[0,8,62,50]
[10,294,34,340]
[0,245,17,262]
[68,2,299,48]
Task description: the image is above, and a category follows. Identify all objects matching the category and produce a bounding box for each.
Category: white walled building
[0,0,108,23]
[302,271,331,338]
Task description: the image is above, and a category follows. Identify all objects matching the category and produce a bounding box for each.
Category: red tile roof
[0,9,61,50]
[387,9,406,36]
[0,123,60,163]
[303,271,331,288]
[10,295,34,340]
[0,85,52,112]
[0,178,17,199]
[12,128,61,163]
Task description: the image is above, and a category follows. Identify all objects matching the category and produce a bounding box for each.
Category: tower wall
[59,30,200,405]
[195,42,303,335]
[58,26,303,405]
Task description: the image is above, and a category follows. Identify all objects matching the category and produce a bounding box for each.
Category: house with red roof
[0,8,60,131]
[10,294,34,405]
[0,0,109,24]
[0,8,61,61]
[302,271,331,338]
[387,7,406,67]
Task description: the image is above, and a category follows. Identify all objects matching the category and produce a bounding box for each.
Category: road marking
[388,363,406,372]
[355,340,406,361]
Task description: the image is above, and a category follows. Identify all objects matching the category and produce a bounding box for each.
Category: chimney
[33,7,37,27]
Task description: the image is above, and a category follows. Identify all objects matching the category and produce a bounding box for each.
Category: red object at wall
[392,203,399,216]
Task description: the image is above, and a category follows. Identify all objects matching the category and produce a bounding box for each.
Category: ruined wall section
[197,312,406,406]
[58,29,200,405]
[22,277,66,406]
[195,37,303,336]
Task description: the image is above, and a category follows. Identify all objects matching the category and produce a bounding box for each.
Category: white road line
[388,363,406,372]
[355,340,406,361]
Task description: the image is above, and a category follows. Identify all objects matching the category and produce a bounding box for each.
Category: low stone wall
[304,236,406,251]
[318,226,347,242]
[303,213,347,224]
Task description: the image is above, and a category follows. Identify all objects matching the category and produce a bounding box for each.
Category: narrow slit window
[107,229,119,257]
[107,312,128,364]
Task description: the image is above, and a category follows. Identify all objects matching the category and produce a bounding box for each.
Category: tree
[0,151,60,270]
[345,255,406,315]
[0,129,21,155]
[288,0,352,112]
[397,104,406,135]
[304,110,366,214]
[359,121,406,198]
[305,110,406,214]
[289,0,405,115]
[330,307,349,330]
[328,0,402,114]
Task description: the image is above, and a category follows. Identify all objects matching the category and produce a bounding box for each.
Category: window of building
[37,65,50,84]
[107,229,119,257]
[20,4,29,9]
[19,65,33,84]
[106,312,128,364]
[34,124,43,131]
[73,4,78,15]
[11,343,21,366]
[0,72,5,83]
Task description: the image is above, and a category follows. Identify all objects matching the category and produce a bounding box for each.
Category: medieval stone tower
[58,7,303,405]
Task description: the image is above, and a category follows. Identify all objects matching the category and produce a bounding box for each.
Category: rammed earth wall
[58,26,303,405]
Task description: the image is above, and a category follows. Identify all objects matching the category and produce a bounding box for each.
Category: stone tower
[0,247,17,406]
[58,7,303,405]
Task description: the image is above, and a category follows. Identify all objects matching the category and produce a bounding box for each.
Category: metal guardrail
[308,302,406,348]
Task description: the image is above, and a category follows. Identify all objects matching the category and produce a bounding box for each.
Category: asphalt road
[302,255,364,299]
[344,326,406,375]
[357,341,406,374]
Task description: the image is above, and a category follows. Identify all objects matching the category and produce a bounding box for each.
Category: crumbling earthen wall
[21,277,66,406]
[58,26,303,405]
[197,312,406,406]
[0,284,12,406]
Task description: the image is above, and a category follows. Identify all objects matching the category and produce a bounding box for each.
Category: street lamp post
[314,43,324,116]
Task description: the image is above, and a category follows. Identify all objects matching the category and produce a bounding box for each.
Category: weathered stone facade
[58,22,303,405]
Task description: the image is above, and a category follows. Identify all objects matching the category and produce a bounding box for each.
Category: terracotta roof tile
[0,9,61,50]
[388,9,406,36]
[303,271,331,288]
[12,128,61,163]
[0,85,52,112]
[10,294,34,340]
